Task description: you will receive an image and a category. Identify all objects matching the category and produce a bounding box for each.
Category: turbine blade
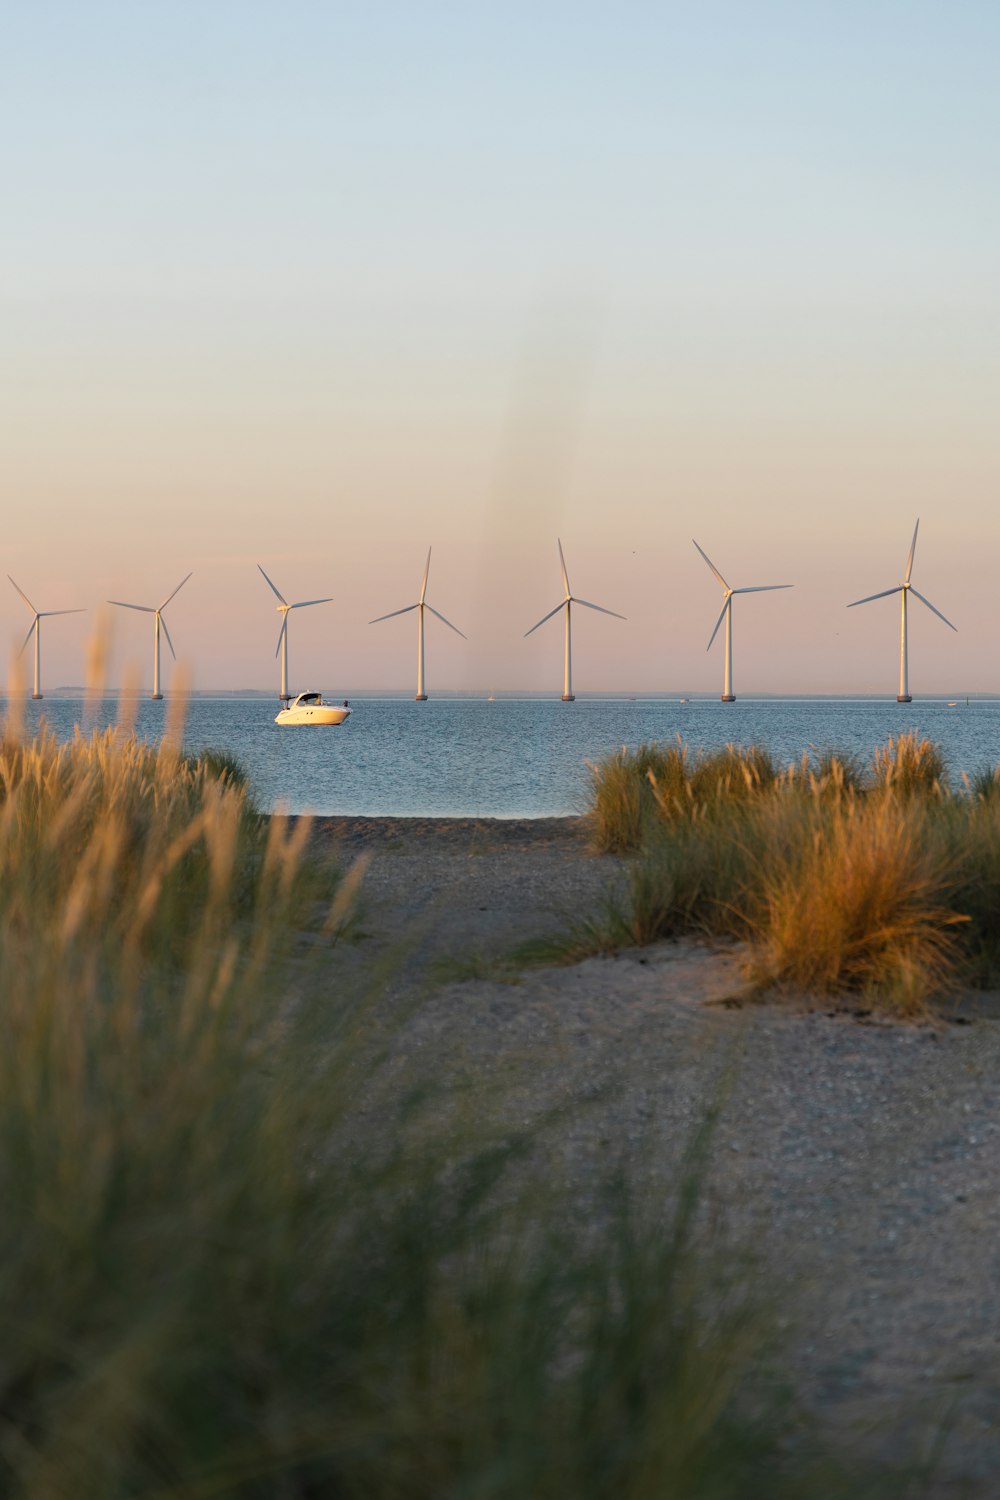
[7,575,36,614]
[160,615,177,660]
[557,538,571,597]
[692,540,729,591]
[706,598,729,651]
[159,571,193,611]
[847,586,903,608]
[425,604,467,639]
[904,518,920,584]
[108,601,155,613]
[290,597,333,610]
[420,547,432,604]
[38,609,86,617]
[257,564,287,605]
[370,603,418,624]
[18,621,35,658]
[910,587,957,632]
[524,601,566,638]
[731,585,794,594]
[573,597,626,620]
[274,616,287,659]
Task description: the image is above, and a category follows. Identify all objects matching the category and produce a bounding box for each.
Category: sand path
[311,815,1000,1495]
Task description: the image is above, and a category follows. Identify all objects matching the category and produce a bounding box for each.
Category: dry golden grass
[587,734,1000,1009]
[870,731,947,797]
[589,741,779,854]
[587,741,689,852]
[745,797,967,1014]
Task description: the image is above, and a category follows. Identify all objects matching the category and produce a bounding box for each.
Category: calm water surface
[11,697,1000,817]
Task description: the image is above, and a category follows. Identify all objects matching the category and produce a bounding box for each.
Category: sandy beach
[312,813,1000,1494]
[309,814,616,980]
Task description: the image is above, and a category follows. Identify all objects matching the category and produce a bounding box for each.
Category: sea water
[8,696,1000,818]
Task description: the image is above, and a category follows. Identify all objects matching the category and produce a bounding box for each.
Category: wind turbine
[524,539,625,702]
[8,576,86,701]
[257,565,333,702]
[693,541,792,703]
[847,518,956,703]
[369,548,466,701]
[108,573,192,700]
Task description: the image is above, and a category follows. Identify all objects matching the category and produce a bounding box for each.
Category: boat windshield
[297,692,321,705]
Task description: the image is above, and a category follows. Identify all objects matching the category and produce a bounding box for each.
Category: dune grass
[969,764,1000,803]
[870,733,948,797]
[744,798,967,1010]
[587,741,688,853]
[0,707,921,1496]
[587,733,1000,1011]
[588,741,784,855]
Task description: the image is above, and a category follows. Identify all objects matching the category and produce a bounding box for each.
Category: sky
[3,1,999,695]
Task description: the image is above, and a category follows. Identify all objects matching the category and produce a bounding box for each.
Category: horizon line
[3,688,996,702]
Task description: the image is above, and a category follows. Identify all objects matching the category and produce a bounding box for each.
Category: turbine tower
[524,539,625,702]
[693,541,792,703]
[257,565,333,702]
[370,548,466,701]
[8,576,85,701]
[108,573,192,700]
[847,518,956,703]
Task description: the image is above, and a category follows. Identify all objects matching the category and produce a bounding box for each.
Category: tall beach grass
[588,732,1000,1011]
[0,702,901,1496]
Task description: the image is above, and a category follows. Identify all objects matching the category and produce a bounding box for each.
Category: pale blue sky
[3,2,999,693]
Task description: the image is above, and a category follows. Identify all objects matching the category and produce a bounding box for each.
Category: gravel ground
[311,815,1000,1494]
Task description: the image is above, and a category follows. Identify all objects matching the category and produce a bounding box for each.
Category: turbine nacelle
[846,520,956,631]
[524,539,627,637]
[108,573,193,666]
[258,565,333,657]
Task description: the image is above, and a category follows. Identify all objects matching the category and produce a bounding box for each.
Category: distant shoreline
[9,692,1000,704]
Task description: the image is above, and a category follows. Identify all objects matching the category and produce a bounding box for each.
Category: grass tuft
[969,763,1000,803]
[745,798,966,1013]
[870,732,947,797]
[187,745,252,789]
[688,742,778,806]
[807,747,866,795]
[586,733,1000,1009]
[588,740,689,852]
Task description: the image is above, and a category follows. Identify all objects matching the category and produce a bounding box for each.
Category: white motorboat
[274,692,352,727]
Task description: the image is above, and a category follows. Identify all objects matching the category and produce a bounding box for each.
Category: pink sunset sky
[4,3,998,696]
